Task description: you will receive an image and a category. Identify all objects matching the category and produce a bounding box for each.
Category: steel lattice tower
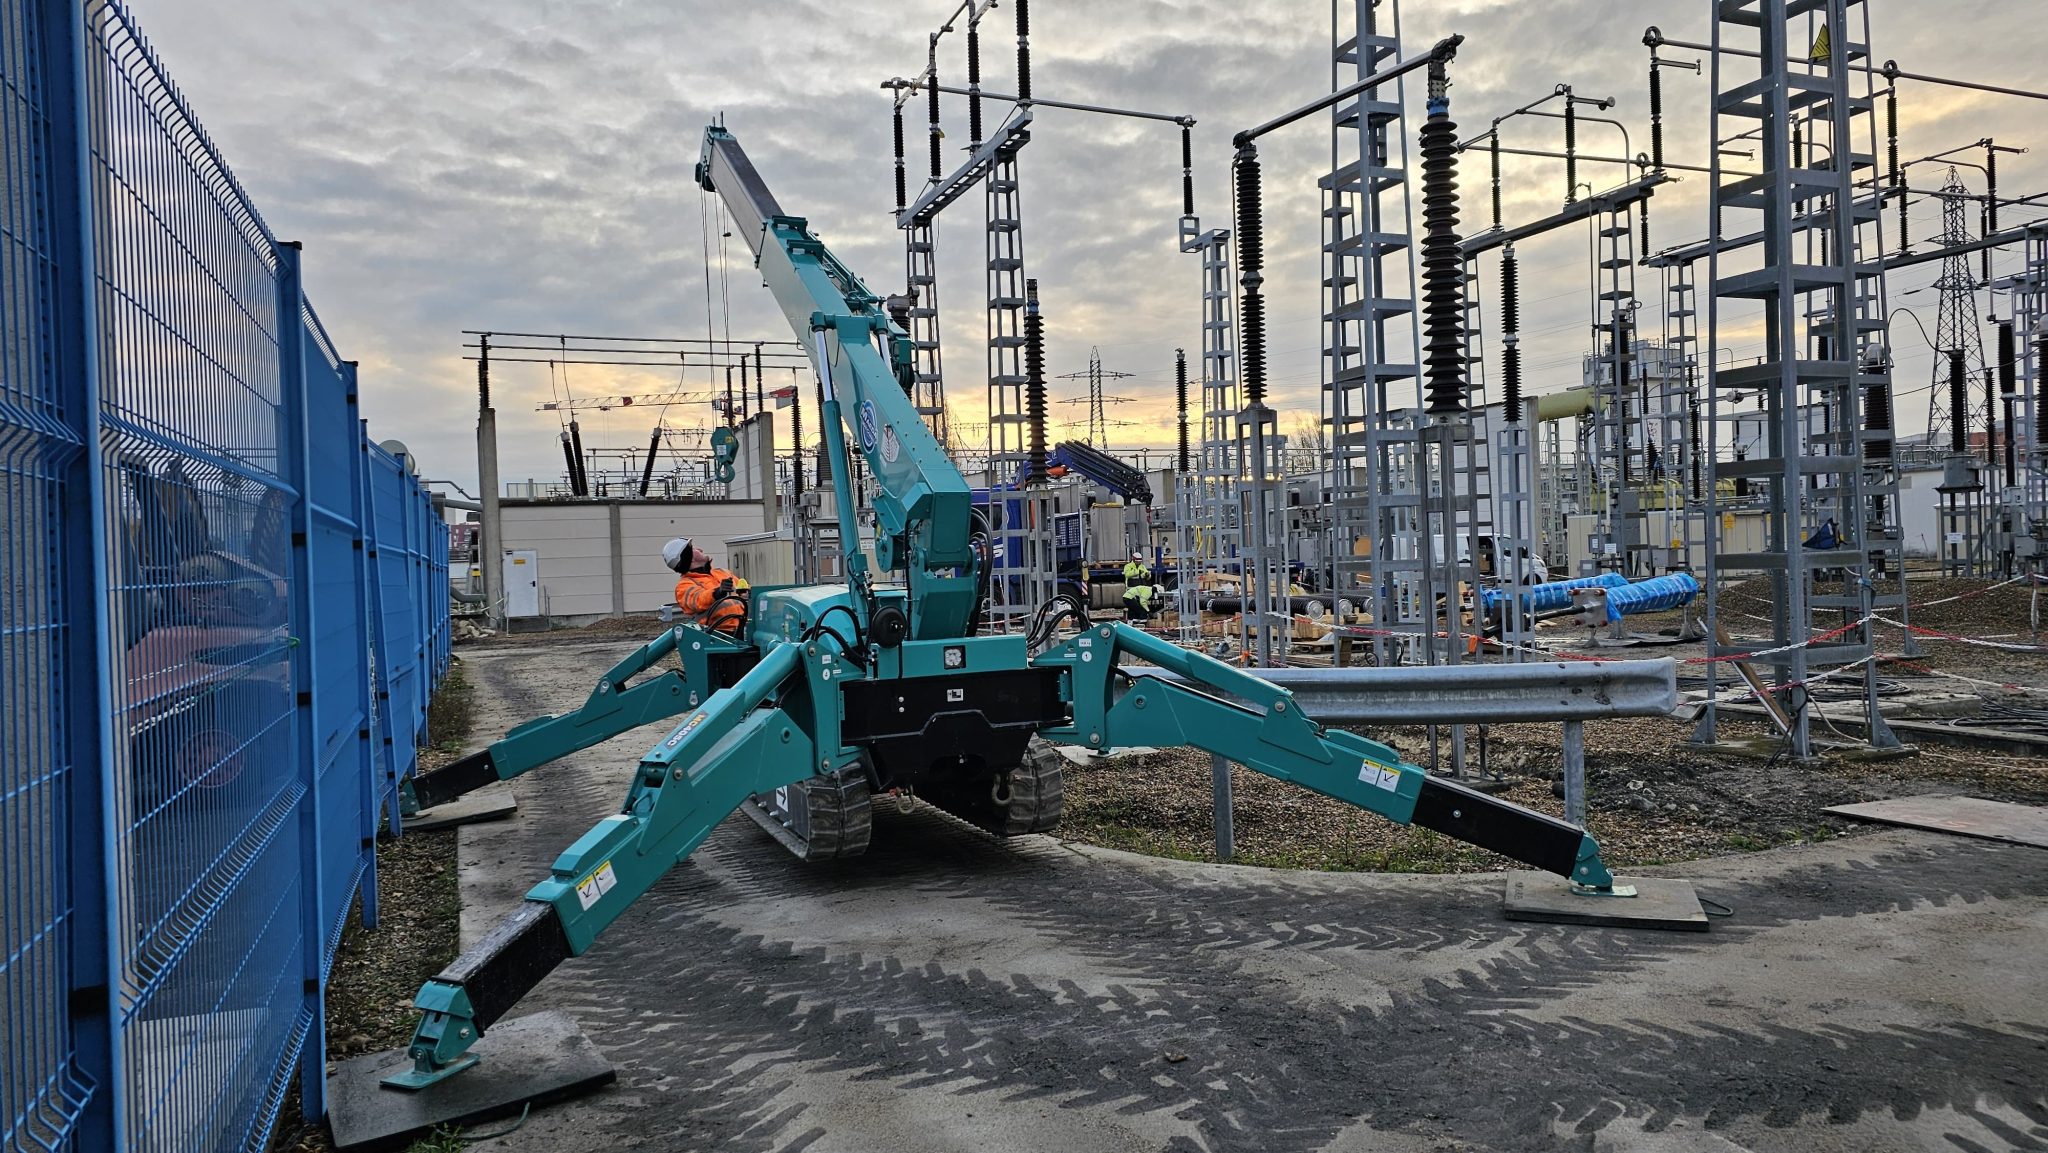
[1323,0,1424,665]
[1926,168,1986,450]
[1696,0,1900,759]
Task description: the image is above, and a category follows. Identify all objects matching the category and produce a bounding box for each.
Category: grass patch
[425,660,475,756]
[404,1128,465,1153]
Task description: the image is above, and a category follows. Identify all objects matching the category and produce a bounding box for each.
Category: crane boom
[697,125,976,639]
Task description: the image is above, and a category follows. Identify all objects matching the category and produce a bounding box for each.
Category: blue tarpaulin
[1482,571,1628,615]
[1593,572,1701,622]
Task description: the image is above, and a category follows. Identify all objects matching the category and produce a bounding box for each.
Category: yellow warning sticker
[1809,24,1830,63]
[575,860,617,910]
[1357,760,1402,792]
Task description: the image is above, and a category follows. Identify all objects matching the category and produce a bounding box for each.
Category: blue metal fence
[0,2,451,1150]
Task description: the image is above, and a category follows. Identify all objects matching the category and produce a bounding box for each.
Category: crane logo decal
[857,399,881,454]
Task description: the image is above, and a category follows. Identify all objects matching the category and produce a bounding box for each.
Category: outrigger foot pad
[331,1011,613,1150]
[1503,871,1709,931]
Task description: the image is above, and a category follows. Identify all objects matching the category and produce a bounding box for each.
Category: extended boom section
[699,124,978,642]
[388,644,816,1088]
[408,626,753,810]
[1035,622,1621,891]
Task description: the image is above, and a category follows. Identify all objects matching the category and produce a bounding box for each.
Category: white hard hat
[662,537,692,572]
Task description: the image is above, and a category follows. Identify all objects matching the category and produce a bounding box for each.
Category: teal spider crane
[386,121,1629,1090]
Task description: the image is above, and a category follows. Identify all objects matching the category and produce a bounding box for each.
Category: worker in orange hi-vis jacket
[661,536,749,635]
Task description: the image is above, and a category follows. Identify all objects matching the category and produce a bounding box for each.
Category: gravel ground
[465,614,670,647]
[267,663,473,1153]
[1059,713,2048,874]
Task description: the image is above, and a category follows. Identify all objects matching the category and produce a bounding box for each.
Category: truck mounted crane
[385,121,1632,1091]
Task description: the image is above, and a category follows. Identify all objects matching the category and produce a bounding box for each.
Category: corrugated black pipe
[1024,279,1048,484]
[638,427,661,496]
[791,382,805,497]
[1563,97,1577,205]
[927,34,942,181]
[1015,0,1030,101]
[967,23,983,148]
[1649,53,1664,168]
[2037,336,2048,454]
[1986,366,1999,473]
[1420,57,1466,416]
[2000,321,2017,486]
[893,102,907,212]
[1949,348,1968,454]
[568,419,589,496]
[1489,130,1501,229]
[1985,147,1998,283]
[1689,398,1704,497]
[1864,379,1893,461]
[1233,139,1267,407]
[1500,245,1522,424]
[1175,349,1190,473]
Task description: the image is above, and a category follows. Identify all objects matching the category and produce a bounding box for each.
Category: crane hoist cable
[716,200,734,379]
[700,190,717,387]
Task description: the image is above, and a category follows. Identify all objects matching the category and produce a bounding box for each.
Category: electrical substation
[10,2,2048,1151]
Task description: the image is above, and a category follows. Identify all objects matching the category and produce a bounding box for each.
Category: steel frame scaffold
[1324,0,1426,666]
[1695,0,1901,759]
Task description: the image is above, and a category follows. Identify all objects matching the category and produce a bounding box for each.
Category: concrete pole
[478,335,505,628]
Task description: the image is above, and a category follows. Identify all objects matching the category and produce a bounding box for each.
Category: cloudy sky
[132,0,2047,492]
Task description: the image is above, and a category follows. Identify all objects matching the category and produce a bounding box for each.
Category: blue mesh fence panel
[83,2,309,1146]
[0,1,449,1148]
[295,308,374,974]
[0,0,97,1148]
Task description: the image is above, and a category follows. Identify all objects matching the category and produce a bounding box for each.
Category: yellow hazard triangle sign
[1809,24,1831,63]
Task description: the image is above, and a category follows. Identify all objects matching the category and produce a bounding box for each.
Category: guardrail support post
[1561,720,1587,825]
[1211,754,1235,860]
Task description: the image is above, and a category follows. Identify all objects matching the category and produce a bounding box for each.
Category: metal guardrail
[1135,659,1679,854]
[1135,659,1679,724]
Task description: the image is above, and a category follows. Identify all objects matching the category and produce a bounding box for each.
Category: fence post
[363,443,405,835]
[343,366,383,931]
[44,0,119,1145]
[274,241,330,1120]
